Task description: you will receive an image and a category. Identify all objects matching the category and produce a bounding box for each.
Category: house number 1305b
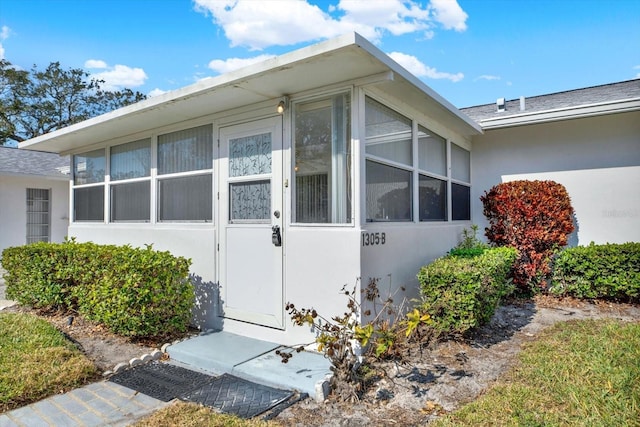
[362,232,386,246]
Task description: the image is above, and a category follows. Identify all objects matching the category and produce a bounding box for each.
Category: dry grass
[133,401,280,427]
[0,312,98,412]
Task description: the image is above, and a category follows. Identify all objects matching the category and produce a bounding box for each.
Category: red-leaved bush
[481,180,575,291]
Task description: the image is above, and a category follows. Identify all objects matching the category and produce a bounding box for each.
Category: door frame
[217,115,285,329]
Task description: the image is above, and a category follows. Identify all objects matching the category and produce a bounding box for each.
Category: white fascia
[478,98,640,129]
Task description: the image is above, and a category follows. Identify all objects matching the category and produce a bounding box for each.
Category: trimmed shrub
[417,247,517,336]
[481,180,574,291]
[1,241,193,339]
[550,242,640,302]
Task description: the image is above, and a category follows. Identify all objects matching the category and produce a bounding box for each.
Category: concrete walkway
[0,382,168,427]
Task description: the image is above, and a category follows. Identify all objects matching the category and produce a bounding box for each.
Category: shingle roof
[0,146,70,179]
[461,79,640,122]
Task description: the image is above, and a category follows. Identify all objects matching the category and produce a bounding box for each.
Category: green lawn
[0,312,98,412]
[435,319,640,426]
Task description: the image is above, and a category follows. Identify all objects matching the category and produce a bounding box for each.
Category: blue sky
[1,0,639,108]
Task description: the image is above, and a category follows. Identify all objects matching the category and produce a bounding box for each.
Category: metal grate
[181,373,294,419]
[109,362,213,402]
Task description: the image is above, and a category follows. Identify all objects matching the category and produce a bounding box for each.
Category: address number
[362,232,386,246]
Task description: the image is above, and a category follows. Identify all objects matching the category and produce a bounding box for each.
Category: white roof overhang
[478,98,640,130]
[20,32,481,154]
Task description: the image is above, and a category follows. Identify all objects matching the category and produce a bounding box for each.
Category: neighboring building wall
[0,175,69,253]
[471,111,640,245]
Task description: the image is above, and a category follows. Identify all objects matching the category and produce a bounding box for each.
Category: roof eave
[19,32,481,153]
[477,98,640,130]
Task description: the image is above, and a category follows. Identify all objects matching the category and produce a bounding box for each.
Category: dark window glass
[74,186,104,221]
[111,181,150,222]
[158,174,212,221]
[419,175,446,221]
[366,160,412,222]
[452,183,471,221]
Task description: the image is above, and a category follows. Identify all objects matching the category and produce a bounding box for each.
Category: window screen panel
[294,93,351,223]
[158,174,212,221]
[365,97,412,165]
[110,139,151,181]
[111,181,150,222]
[451,143,471,183]
[74,149,105,185]
[418,126,447,176]
[366,160,412,222]
[419,175,446,221]
[452,183,471,221]
[158,125,213,175]
[74,186,104,221]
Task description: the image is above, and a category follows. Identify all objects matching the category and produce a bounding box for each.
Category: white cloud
[475,74,501,81]
[207,54,276,74]
[429,0,468,31]
[84,59,108,69]
[194,0,468,50]
[388,51,463,82]
[634,65,640,78]
[0,25,11,60]
[147,88,167,98]
[89,63,148,91]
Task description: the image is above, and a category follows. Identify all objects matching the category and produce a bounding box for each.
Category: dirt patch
[275,296,640,426]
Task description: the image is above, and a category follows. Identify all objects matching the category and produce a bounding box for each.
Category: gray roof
[0,146,70,179]
[461,79,640,122]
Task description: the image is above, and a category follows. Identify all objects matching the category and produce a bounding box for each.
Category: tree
[0,60,146,146]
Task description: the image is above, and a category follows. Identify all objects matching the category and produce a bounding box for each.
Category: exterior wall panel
[471,111,640,245]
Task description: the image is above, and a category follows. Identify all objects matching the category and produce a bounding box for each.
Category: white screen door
[219,117,284,328]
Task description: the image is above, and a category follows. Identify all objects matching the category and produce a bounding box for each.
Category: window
[158,175,212,221]
[365,97,413,222]
[157,125,213,222]
[418,126,447,221]
[366,161,412,221]
[110,139,151,222]
[74,186,104,222]
[365,97,412,165]
[111,181,150,222]
[364,95,472,222]
[26,188,50,243]
[293,93,351,223]
[73,149,105,221]
[451,143,471,221]
[419,175,446,221]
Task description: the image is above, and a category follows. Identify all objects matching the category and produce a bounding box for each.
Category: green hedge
[417,247,517,336]
[550,242,640,302]
[1,241,194,339]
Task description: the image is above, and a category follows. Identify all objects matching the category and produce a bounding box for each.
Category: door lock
[271,225,282,247]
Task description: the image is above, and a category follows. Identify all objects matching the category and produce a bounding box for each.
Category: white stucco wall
[0,175,69,254]
[471,111,640,245]
[359,223,468,315]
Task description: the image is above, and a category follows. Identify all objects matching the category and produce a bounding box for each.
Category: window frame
[71,123,214,225]
[292,91,353,225]
[363,93,471,223]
